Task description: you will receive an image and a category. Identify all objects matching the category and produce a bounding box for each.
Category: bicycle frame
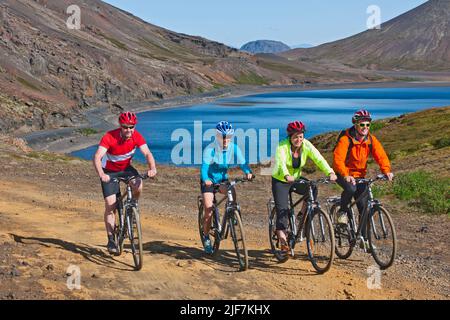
[115,183,135,241]
[287,180,327,248]
[113,174,148,246]
[212,183,238,241]
[343,179,388,247]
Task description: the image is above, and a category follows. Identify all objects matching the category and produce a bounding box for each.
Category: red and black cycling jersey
[99,128,147,172]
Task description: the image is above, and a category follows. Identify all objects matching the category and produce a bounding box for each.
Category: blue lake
[71,86,450,166]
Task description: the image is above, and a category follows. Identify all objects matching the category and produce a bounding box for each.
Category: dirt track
[0,150,448,300]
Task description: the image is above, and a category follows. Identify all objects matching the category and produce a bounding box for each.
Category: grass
[137,37,198,63]
[17,77,41,91]
[27,151,75,162]
[76,128,99,136]
[196,87,205,94]
[433,137,450,149]
[369,121,385,131]
[393,77,420,82]
[373,171,449,215]
[258,60,322,78]
[393,171,450,215]
[212,82,225,89]
[99,33,128,50]
[235,72,269,85]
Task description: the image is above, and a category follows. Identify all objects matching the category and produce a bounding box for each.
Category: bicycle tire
[229,210,249,271]
[330,204,354,259]
[368,206,397,270]
[268,207,289,263]
[128,206,143,271]
[114,205,125,256]
[306,208,335,274]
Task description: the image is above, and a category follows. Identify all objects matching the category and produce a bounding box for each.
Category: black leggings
[336,175,369,236]
[271,177,317,231]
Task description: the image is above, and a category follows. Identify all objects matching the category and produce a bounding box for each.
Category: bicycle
[326,174,397,270]
[268,178,335,274]
[197,177,253,271]
[111,173,150,271]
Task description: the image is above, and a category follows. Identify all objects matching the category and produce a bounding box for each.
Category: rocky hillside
[281,0,450,71]
[241,40,291,54]
[0,0,300,133]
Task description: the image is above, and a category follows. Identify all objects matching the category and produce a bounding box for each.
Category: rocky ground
[0,141,448,300]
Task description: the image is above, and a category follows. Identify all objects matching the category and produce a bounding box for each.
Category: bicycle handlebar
[111,173,153,184]
[212,176,255,190]
[355,174,390,184]
[293,177,332,185]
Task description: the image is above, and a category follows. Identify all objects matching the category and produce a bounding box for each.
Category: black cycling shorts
[101,166,139,198]
[200,179,228,194]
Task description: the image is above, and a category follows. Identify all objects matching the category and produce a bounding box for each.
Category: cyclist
[272,121,337,255]
[93,111,157,254]
[200,121,253,254]
[333,109,394,238]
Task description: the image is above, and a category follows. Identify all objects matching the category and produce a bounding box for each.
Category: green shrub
[372,183,392,198]
[370,121,385,131]
[433,137,450,149]
[392,171,449,214]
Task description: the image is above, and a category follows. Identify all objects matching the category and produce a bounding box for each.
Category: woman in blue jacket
[200,121,253,254]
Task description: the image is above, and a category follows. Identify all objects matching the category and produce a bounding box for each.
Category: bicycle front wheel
[128,207,143,271]
[229,210,248,271]
[368,206,397,270]
[306,208,335,274]
[114,205,125,256]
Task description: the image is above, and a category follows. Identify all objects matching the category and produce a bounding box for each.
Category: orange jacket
[333,127,391,178]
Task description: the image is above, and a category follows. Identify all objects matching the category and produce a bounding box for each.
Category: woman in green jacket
[272,121,337,254]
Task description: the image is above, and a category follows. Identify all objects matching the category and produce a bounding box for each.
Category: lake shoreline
[21,80,450,155]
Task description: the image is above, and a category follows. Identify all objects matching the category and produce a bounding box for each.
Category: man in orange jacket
[333,109,394,228]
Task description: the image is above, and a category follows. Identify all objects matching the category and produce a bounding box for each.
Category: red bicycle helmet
[287,121,306,136]
[119,111,137,125]
[352,109,372,124]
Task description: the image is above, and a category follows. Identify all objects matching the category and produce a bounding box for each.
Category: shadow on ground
[10,234,135,271]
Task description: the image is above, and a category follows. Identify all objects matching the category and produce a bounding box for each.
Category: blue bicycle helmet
[216,121,234,136]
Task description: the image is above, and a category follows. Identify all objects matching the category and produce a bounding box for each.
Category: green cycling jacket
[272,138,334,182]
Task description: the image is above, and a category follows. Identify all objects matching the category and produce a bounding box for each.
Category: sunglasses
[121,125,135,129]
[358,123,371,128]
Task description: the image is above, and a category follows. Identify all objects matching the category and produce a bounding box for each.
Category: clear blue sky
[102,0,427,48]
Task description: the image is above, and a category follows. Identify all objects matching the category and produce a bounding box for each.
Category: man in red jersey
[93,111,157,254]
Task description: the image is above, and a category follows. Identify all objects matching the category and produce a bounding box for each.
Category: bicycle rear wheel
[368,206,397,270]
[128,206,143,271]
[330,204,354,259]
[268,207,289,263]
[229,210,248,271]
[306,208,335,274]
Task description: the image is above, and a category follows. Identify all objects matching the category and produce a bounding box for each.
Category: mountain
[0,0,297,133]
[241,40,291,54]
[281,0,450,71]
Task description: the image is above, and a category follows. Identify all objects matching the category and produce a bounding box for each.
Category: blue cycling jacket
[200,142,251,184]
